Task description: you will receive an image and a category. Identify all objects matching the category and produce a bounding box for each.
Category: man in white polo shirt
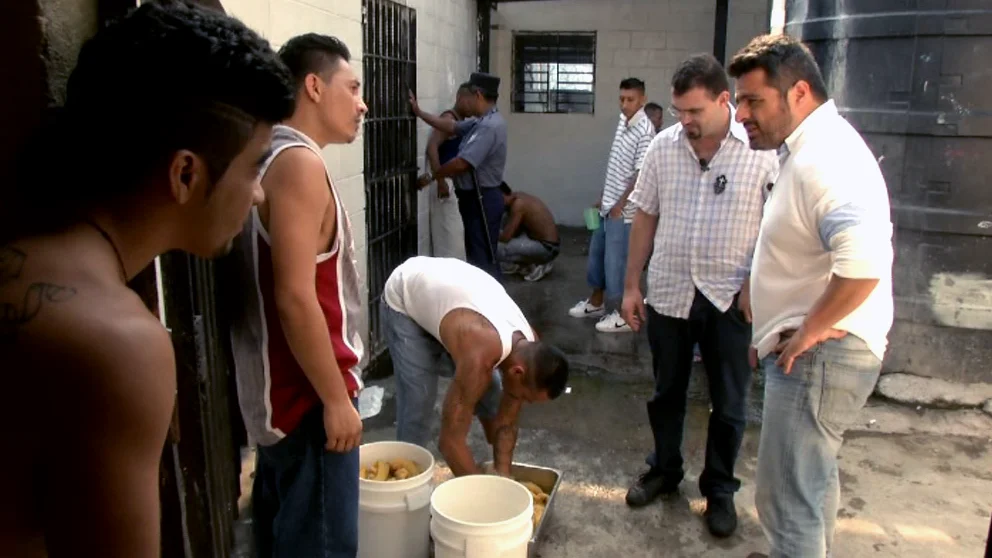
[569,78,655,333]
[620,53,778,538]
[729,35,894,558]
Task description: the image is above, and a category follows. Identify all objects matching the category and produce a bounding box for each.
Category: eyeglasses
[669,106,704,120]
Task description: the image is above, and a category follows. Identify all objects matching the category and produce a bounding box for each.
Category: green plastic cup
[583,207,601,231]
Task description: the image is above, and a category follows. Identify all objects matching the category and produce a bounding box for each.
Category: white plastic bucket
[430,475,534,558]
[358,441,435,558]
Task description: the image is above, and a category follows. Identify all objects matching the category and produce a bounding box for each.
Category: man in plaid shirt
[621,54,778,538]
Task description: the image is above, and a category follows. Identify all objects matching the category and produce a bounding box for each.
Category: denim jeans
[381,304,502,446]
[586,216,631,307]
[498,232,559,265]
[644,291,752,497]
[252,404,359,558]
[456,187,504,282]
[756,334,881,558]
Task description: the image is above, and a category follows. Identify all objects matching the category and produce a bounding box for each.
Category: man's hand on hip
[622,288,647,332]
[774,326,848,375]
[324,400,363,453]
[608,204,623,219]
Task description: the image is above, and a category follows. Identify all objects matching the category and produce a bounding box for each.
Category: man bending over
[381,256,569,476]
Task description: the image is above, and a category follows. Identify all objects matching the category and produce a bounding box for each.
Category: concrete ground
[236,227,992,557]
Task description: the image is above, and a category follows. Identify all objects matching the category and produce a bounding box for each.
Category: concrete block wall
[395,0,478,255]
[490,0,771,227]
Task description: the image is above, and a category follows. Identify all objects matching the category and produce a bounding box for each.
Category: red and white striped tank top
[230,125,365,446]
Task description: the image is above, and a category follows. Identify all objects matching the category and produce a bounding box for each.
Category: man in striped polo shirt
[569,78,655,333]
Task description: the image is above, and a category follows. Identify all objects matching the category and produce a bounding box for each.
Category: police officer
[410,72,507,280]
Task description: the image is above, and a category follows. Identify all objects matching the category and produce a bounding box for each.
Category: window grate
[513,32,597,114]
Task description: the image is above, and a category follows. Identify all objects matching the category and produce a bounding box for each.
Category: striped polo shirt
[600,108,655,223]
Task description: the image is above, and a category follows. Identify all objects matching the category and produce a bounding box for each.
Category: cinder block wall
[490,0,770,227]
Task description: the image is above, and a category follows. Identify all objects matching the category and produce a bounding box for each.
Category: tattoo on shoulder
[1,282,78,342]
[0,246,27,285]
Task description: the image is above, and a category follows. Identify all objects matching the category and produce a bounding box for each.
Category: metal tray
[483,462,563,557]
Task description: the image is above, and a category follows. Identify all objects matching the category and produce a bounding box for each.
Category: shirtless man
[498,182,560,282]
[0,2,294,556]
[381,256,569,476]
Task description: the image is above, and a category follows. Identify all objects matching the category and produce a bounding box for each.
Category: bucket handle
[405,484,432,511]
[465,537,500,558]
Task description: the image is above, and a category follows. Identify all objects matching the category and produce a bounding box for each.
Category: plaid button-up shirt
[629,104,779,318]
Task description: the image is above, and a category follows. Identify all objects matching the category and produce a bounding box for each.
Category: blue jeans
[756,335,881,558]
[587,216,631,307]
[498,233,560,265]
[253,404,359,558]
[381,304,502,446]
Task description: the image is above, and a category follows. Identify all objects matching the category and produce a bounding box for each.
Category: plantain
[373,460,391,481]
[389,458,420,477]
[394,467,410,480]
[533,503,545,527]
[520,481,544,495]
[359,467,369,480]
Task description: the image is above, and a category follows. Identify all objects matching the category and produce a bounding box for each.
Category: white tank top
[383,256,535,364]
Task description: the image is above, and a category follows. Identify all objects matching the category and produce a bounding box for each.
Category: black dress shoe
[705,495,738,537]
[625,469,680,507]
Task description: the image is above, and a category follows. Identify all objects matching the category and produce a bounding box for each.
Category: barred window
[512,32,596,114]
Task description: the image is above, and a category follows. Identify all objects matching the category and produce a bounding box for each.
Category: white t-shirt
[750,100,894,361]
[383,256,535,363]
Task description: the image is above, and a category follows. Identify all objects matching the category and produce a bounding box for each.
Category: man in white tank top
[382,256,570,476]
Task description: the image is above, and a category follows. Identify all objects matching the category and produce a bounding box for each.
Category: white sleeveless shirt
[383,256,535,363]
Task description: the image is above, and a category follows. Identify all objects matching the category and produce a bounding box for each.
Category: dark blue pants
[252,404,359,558]
[456,186,504,281]
[645,290,751,498]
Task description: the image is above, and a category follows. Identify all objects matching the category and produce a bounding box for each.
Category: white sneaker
[595,310,632,333]
[523,262,553,282]
[568,299,605,319]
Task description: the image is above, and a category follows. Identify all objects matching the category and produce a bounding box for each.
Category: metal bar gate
[363,0,419,378]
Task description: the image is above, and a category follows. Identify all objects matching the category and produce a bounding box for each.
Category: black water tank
[784,0,992,384]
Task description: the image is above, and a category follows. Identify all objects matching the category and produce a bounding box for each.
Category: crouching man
[382,256,569,475]
[498,182,560,282]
